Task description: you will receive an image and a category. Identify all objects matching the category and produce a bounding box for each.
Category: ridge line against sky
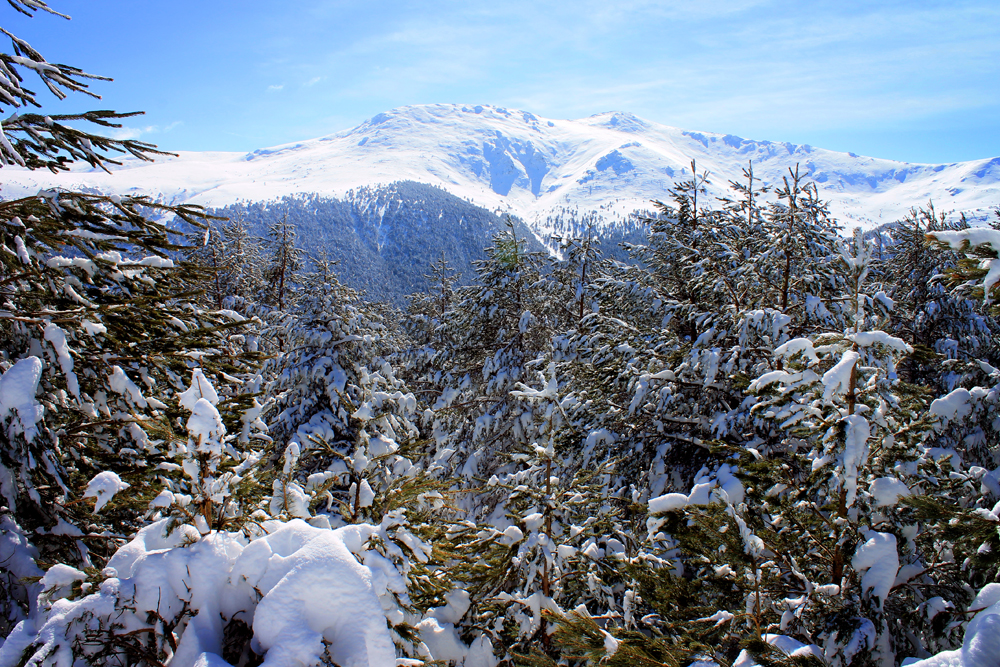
[5,0,999,164]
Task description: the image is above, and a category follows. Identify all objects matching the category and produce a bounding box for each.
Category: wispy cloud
[267,84,284,92]
[108,121,184,141]
[280,0,996,132]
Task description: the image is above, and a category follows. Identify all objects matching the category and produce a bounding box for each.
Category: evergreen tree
[4,11,1000,660]
[0,0,170,172]
[419,220,554,486]
[185,211,267,310]
[258,263,459,657]
[879,205,998,390]
[263,214,302,311]
[184,221,230,310]
[404,252,459,349]
[547,224,604,328]
[0,0,265,650]
[449,363,625,661]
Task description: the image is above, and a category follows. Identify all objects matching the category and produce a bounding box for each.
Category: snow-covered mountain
[3,103,998,231]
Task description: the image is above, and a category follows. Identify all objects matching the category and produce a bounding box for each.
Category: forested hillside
[205,185,645,305]
[2,4,1000,667]
[206,184,543,305]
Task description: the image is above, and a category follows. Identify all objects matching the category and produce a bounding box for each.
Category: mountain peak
[582,111,651,133]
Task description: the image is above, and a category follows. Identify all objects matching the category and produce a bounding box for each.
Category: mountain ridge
[2,103,997,232]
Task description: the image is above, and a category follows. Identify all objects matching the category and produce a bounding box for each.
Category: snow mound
[906,584,1000,667]
[853,530,899,609]
[648,493,688,513]
[38,564,85,591]
[4,519,399,667]
[930,388,976,423]
[870,476,911,507]
[233,520,396,667]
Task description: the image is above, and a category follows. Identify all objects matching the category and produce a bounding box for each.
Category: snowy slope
[2,103,998,231]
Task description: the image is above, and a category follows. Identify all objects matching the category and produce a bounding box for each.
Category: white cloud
[267,84,284,92]
[107,121,183,141]
[108,125,152,140]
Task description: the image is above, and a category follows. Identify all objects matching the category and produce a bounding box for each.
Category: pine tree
[184,211,267,310]
[5,10,999,660]
[263,213,302,311]
[0,0,266,645]
[728,230,954,665]
[447,363,626,661]
[879,205,998,390]
[419,220,554,486]
[404,252,459,349]
[0,1,171,172]
[185,221,230,310]
[0,187,270,621]
[547,224,604,328]
[532,175,1000,667]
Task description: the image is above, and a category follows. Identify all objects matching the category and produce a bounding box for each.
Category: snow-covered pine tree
[890,218,1000,659]
[154,368,267,535]
[0,178,271,632]
[879,205,999,390]
[546,225,604,329]
[262,213,302,312]
[757,166,844,318]
[446,362,627,662]
[184,211,267,310]
[551,176,724,502]
[394,224,606,664]
[626,160,712,343]
[516,168,803,665]
[549,164,839,510]
[223,210,267,303]
[724,229,945,665]
[256,260,462,659]
[184,219,231,310]
[404,252,460,352]
[919,219,1000,471]
[0,0,267,645]
[929,211,1000,309]
[537,174,1000,667]
[419,220,555,486]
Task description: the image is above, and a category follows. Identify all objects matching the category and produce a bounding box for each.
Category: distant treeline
[209,181,647,304]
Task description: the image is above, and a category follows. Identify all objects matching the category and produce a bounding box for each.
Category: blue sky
[7,0,999,163]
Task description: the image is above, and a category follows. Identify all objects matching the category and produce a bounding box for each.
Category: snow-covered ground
[2,104,997,233]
